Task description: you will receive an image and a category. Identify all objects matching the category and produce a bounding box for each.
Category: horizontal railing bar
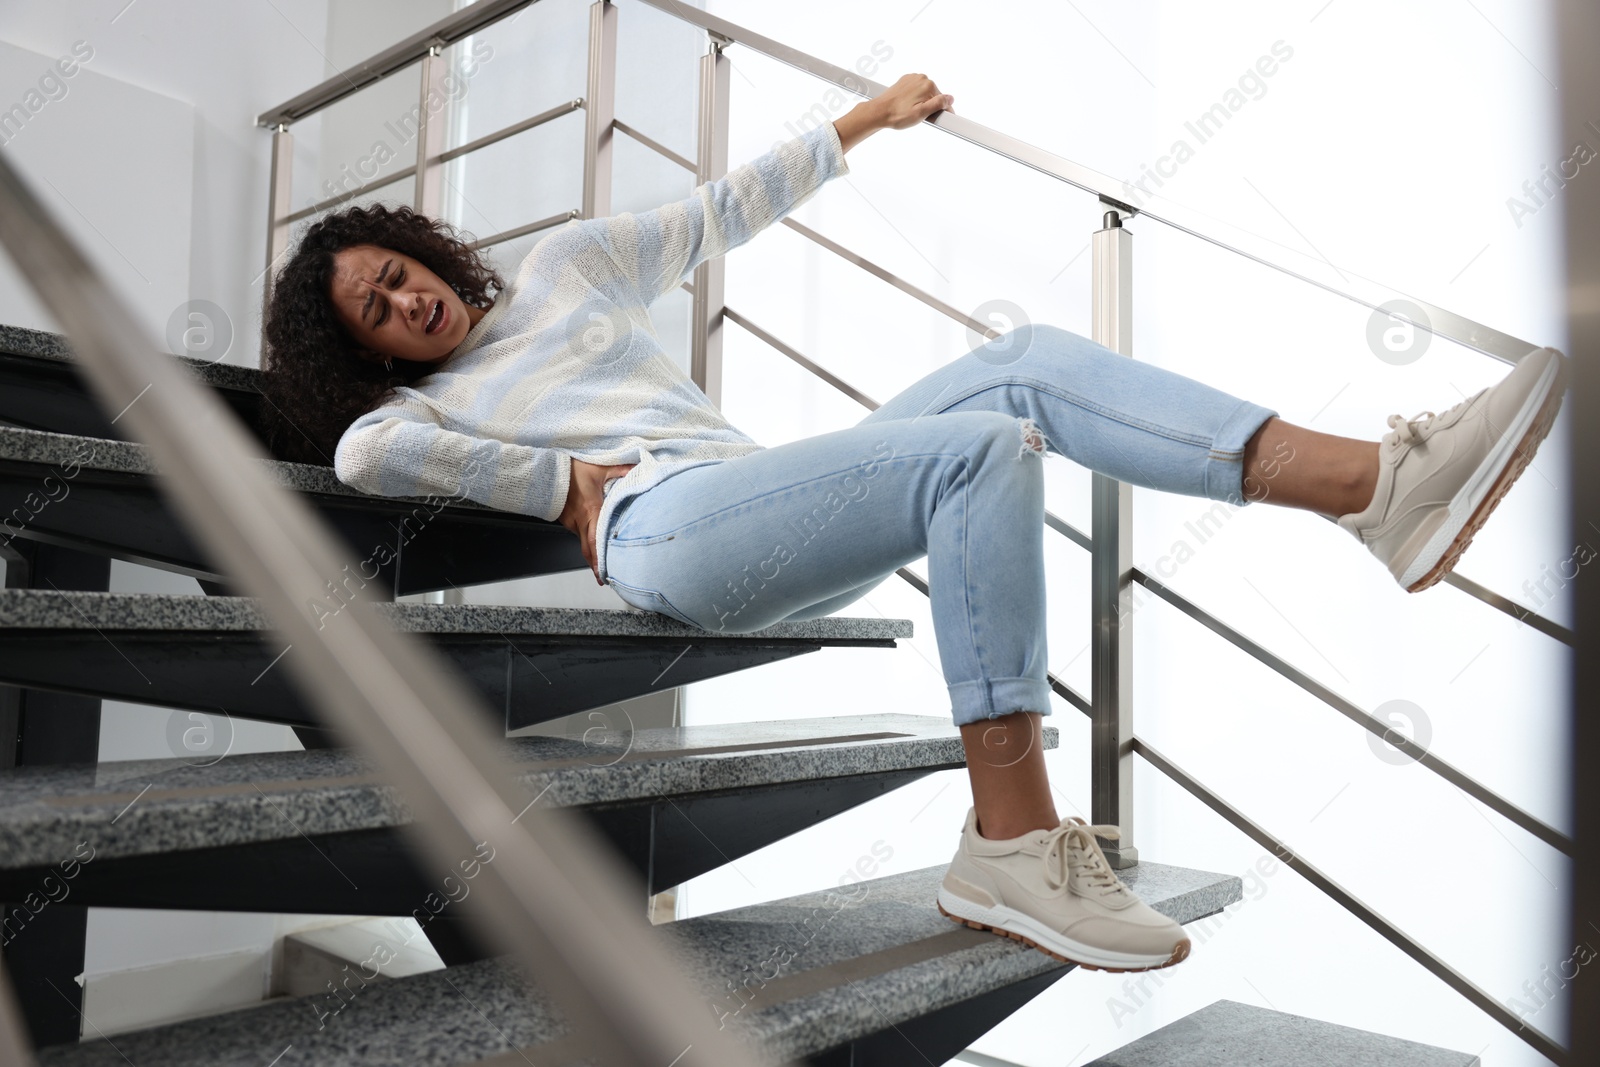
[1130,567,1571,854]
[1045,509,1092,553]
[724,305,882,410]
[1051,670,1092,716]
[1133,736,1566,1064]
[1441,569,1574,646]
[1310,512,1565,643]
[634,0,1542,366]
[780,219,997,339]
[1122,207,1537,366]
[469,209,579,251]
[614,119,696,172]
[285,167,418,224]
[257,0,538,127]
[723,305,1095,552]
[895,564,1093,715]
[440,97,584,164]
[279,95,578,230]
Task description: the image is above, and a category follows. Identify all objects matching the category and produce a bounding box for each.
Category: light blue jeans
[603,324,1279,727]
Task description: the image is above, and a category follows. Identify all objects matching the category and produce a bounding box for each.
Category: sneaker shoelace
[1383,387,1489,449]
[1040,817,1129,900]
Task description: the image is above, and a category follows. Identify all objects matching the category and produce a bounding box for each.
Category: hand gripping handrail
[0,153,766,1067]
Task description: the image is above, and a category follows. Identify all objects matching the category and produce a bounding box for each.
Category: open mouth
[424,299,446,335]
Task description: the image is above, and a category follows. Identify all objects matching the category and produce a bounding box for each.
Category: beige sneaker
[936,808,1191,972]
[1338,346,1568,592]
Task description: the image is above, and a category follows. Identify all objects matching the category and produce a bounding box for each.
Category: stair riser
[0,352,263,447]
[0,632,862,732]
[0,460,586,594]
[0,769,947,918]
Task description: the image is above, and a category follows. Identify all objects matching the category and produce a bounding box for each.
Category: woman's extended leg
[861,322,1366,514]
[771,322,1379,627]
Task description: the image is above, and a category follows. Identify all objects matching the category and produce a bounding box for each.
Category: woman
[260,74,1567,974]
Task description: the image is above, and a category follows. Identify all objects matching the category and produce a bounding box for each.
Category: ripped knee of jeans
[1016,416,1046,458]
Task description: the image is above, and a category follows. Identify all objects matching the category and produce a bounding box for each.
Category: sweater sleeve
[578,120,850,305]
[334,392,572,523]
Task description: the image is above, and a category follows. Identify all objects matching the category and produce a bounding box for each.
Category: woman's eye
[376,269,405,327]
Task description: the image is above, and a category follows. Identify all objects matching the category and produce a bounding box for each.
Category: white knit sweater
[333,120,850,582]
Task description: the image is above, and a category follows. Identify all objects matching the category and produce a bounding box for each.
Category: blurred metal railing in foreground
[0,154,766,1067]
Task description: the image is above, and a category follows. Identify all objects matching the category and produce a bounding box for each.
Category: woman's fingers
[880,74,951,128]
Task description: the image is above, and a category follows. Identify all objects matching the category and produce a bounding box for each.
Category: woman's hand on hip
[559,457,637,584]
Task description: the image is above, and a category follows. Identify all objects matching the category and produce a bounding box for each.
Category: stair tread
[0,422,437,504]
[1086,998,1479,1065]
[0,321,263,393]
[38,862,1240,1067]
[0,588,911,641]
[0,713,1002,868]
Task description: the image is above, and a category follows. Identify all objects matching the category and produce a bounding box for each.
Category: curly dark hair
[258,202,502,465]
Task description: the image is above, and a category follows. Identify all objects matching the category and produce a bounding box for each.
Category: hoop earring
[383,358,393,371]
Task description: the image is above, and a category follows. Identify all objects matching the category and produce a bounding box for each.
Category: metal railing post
[413,42,448,216]
[1091,208,1136,868]
[690,33,730,405]
[263,123,293,301]
[582,0,617,220]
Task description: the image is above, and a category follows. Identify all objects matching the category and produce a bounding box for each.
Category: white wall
[0,39,194,342]
[2,0,335,368]
[672,2,1570,1066]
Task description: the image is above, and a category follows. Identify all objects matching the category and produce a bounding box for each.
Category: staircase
[0,322,1249,1062]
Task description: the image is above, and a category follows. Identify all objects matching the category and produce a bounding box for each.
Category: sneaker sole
[934,890,1191,973]
[1402,351,1567,593]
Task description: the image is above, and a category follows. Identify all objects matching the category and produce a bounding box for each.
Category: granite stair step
[0,712,997,915]
[0,422,584,595]
[37,861,1240,1066]
[0,323,265,445]
[0,588,907,734]
[1086,999,1480,1066]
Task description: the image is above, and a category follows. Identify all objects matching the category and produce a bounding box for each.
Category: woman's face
[328,244,482,365]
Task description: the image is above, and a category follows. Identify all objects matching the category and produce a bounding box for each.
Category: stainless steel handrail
[282,99,582,226]
[630,123,1556,637]
[1134,736,1565,1065]
[254,0,1543,365]
[255,0,539,127]
[0,154,763,1067]
[632,0,1541,367]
